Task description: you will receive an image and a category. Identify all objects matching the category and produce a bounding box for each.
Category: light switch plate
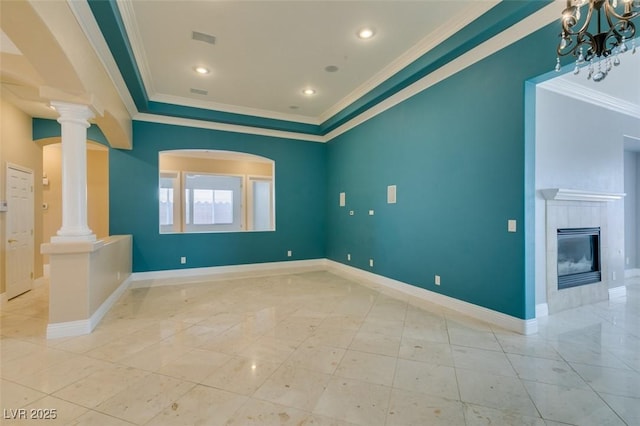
[508,219,517,232]
[339,192,346,207]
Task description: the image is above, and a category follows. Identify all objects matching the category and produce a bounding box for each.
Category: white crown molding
[319,1,499,123]
[325,2,560,142]
[539,78,640,119]
[134,112,326,143]
[541,188,626,202]
[115,0,156,97]
[151,93,321,125]
[66,0,138,117]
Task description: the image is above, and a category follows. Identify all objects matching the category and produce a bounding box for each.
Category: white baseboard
[46,319,92,339]
[535,303,549,318]
[60,258,536,336]
[608,285,627,299]
[624,268,640,278]
[325,260,537,335]
[130,259,327,289]
[47,274,133,339]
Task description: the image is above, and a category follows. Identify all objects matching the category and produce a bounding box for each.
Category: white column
[51,101,96,242]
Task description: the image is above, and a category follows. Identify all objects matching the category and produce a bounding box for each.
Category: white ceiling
[1,1,638,131]
[119,0,495,123]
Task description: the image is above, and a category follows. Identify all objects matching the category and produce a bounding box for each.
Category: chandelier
[555,0,639,81]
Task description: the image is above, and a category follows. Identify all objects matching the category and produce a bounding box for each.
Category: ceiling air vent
[190,88,208,96]
[191,31,216,45]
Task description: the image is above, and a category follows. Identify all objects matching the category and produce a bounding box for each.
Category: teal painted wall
[326,23,560,320]
[110,121,326,272]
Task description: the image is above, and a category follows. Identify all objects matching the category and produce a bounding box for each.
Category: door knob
[7,239,17,243]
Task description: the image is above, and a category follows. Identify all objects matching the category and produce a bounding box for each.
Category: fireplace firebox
[557,227,601,290]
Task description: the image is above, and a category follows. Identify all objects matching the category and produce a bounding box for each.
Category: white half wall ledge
[541,188,626,202]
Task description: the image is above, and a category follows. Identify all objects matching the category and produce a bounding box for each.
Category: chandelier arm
[603,0,640,21]
[561,3,596,37]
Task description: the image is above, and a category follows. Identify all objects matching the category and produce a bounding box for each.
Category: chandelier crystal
[555,0,639,81]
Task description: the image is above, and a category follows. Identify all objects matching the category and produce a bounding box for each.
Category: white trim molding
[325,260,538,335]
[130,259,327,288]
[541,188,626,202]
[608,286,627,299]
[539,77,640,120]
[129,258,537,334]
[536,303,549,318]
[624,268,640,278]
[47,274,132,339]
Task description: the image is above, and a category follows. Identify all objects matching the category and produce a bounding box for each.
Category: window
[159,150,275,233]
[184,173,242,232]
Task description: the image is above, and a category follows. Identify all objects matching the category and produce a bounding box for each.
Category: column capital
[51,101,94,128]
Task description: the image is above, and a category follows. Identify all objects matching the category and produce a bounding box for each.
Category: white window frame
[159,171,180,233]
[181,171,244,233]
[247,175,274,232]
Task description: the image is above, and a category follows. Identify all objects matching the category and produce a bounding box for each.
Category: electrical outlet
[347,253,351,261]
[180,256,186,264]
[349,210,355,216]
[435,275,441,285]
[287,250,292,257]
[369,210,374,215]
[369,259,374,267]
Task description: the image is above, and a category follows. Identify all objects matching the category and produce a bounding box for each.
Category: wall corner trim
[325,260,537,335]
[608,285,627,299]
[46,274,132,339]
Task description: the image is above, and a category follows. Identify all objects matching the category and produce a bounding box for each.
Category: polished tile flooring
[1,271,639,425]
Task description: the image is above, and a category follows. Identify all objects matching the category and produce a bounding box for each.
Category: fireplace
[557,227,601,290]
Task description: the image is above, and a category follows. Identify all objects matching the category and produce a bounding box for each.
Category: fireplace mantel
[541,188,625,202]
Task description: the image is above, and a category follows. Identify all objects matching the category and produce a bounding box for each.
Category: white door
[6,165,34,299]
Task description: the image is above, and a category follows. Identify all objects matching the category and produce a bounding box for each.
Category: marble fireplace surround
[541,189,625,314]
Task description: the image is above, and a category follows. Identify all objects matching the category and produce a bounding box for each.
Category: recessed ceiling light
[357,28,375,39]
[302,88,316,96]
[194,66,210,75]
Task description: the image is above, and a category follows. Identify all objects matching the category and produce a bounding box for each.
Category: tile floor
[1,271,639,425]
